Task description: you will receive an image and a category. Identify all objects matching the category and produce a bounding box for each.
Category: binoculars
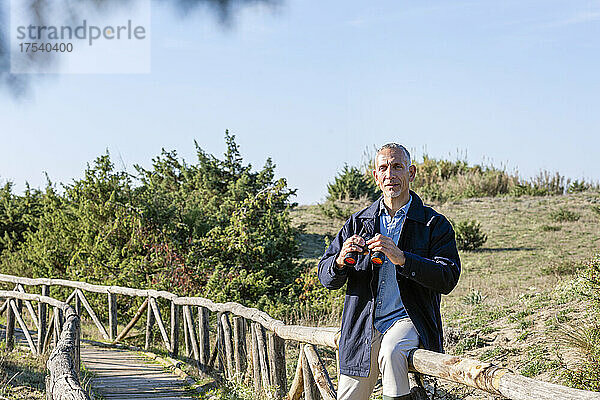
[343,247,385,267]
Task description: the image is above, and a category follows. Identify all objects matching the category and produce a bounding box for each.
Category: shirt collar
[379,195,412,218]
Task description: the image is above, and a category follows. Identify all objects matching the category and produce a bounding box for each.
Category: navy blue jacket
[318,191,460,377]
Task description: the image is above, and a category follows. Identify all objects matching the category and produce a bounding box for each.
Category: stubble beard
[383,179,408,199]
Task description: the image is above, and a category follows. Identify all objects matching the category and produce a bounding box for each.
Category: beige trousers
[337,318,419,399]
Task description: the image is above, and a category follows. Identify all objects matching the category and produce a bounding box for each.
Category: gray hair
[377,143,411,166]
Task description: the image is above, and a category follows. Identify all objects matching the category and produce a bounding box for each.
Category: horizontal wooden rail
[409,349,600,400]
[0,273,179,298]
[0,274,338,347]
[2,274,599,400]
[0,289,67,308]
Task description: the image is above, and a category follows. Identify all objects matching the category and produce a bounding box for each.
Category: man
[318,143,460,400]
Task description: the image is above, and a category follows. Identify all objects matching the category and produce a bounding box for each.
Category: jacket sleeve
[318,217,352,290]
[398,215,461,295]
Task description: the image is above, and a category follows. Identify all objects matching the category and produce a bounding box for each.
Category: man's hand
[335,235,368,268]
[366,234,406,266]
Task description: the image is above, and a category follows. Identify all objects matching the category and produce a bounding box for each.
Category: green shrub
[558,255,600,391]
[508,171,570,196]
[540,224,561,232]
[568,180,590,193]
[411,156,515,202]
[550,207,581,222]
[453,219,487,251]
[591,205,600,218]
[581,254,600,301]
[0,132,303,319]
[0,183,43,255]
[326,165,379,201]
[529,170,567,195]
[461,289,487,305]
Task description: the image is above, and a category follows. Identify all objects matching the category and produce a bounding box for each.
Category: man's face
[372,148,416,199]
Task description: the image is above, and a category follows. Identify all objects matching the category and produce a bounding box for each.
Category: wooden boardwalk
[1,325,197,400]
[80,344,196,400]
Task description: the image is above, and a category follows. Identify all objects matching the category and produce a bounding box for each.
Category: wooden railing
[0,289,89,400]
[0,273,598,400]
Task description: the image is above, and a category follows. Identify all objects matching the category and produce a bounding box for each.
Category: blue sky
[1,0,599,204]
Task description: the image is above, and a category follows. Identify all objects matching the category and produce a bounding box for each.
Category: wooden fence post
[38,285,48,354]
[53,308,58,347]
[245,320,253,385]
[232,316,247,381]
[217,312,225,373]
[268,331,287,399]
[254,323,272,397]
[15,297,23,335]
[5,298,15,350]
[221,313,234,379]
[183,312,191,358]
[250,321,261,392]
[43,313,55,354]
[198,307,210,366]
[287,351,304,400]
[57,306,64,332]
[302,349,319,400]
[108,292,117,341]
[53,306,63,347]
[145,296,154,350]
[75,290,81,316]
[304,344,336,400]
[75,312,81,376]
[9,298,37,355]
[170,300,179,358]
[183,305,200,363]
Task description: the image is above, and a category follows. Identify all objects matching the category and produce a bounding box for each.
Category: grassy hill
[291,190,600,398]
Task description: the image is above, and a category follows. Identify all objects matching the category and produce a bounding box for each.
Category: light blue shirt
[373,195,412,334]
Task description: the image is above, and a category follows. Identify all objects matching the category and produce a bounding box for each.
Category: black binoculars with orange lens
[370,251,385,266]
[343,246,385,267]
[343,250,360,266]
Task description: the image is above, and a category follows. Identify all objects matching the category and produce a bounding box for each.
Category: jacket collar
[357,190,427,224]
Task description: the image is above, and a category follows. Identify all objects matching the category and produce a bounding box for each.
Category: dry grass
[0,345,46,400]
[435,192,600,306]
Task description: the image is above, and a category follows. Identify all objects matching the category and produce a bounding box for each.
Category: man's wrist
[395,251,411,274]
[397,251,406,266]
[333,255,348,271]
